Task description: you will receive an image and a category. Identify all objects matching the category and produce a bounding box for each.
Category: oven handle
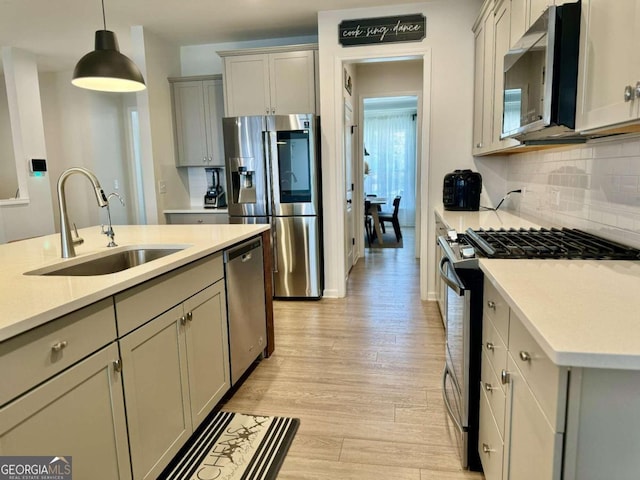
[442,365,464,434]
[439,256,465,296]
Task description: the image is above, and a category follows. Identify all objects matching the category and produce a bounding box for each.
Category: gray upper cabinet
[219,45,317,116]
[170,76,225,167]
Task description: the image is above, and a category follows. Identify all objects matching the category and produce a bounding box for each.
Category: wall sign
[339,14,426,47]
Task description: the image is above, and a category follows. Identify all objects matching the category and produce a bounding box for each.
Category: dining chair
[378,196,402,242]
[364,200,374,247]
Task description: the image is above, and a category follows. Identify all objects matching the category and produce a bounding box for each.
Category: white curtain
[363,108,417,227]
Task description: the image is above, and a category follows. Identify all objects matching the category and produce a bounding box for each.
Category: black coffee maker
[204,168,227,208]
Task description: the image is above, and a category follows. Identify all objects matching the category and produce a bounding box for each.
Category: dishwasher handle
[224,237,262,263]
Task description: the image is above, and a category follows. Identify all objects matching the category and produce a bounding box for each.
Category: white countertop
[0,224,268,342]
[480,259,640,370]
[435,206,640,370]
[435,205,545,231]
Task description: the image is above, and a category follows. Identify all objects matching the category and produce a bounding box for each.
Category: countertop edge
[0,225,269,343]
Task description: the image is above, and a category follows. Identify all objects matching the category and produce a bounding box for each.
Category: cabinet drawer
[508,312,568,431]
[116,253,223,335]
[484,280,509,343]
[506,356,563,480]
[165,213,228,225]
[0,298,116,406]
[481,349,506,439]
[483,315,508,383]
[479,386,504,480]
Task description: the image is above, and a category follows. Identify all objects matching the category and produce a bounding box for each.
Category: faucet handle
[71,223,84,246]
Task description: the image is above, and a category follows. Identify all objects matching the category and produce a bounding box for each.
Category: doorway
[342,58,424,275]
[362,95,418,236]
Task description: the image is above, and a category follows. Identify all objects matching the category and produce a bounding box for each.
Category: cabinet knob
[486,341,495,351]
[113,359,122,373]
[501,369,510,384]
[51,340,68,352]
[635,82,640,99]
[482,443,495,454]
[186,311,193,322]
[484,382,497,392]
[487,300,496,310]
[519,351,532,362]
[624,85,634,102]
[180,315,187,325]
[476,142,482,148]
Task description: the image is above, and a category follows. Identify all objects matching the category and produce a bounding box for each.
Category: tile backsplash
[505,135,640,248]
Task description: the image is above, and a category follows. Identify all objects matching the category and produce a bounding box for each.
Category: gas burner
[461,228,640,260]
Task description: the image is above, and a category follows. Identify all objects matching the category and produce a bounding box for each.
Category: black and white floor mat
[159,411,299,480]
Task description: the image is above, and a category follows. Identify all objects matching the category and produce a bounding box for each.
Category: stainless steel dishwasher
[224,237,267,386]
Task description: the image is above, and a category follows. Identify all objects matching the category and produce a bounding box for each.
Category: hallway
[222,228,484,479]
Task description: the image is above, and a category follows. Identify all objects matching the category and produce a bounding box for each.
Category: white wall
[318,0,482,299]
[40,71,136,231]
[0,76,18,200]
[131,26,186,224]
[505,137,640,249]
[0,47,55,242]
[180,35,318,76]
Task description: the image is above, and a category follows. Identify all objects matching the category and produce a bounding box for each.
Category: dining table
[366,196,388,244]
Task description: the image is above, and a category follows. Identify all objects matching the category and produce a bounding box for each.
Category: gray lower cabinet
[0,343,131,479]
[119,280,230,480]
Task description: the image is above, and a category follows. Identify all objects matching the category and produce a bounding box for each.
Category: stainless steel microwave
[501,1,581,143]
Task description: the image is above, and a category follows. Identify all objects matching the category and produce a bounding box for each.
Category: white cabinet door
[183,281,230,427]
[576,0,640,132]
[482,7,496,152]
[269,50,316,114]
[172,81,209,166]
[473,18,486,153]
[224,55,271,116]
[224,49,317,116]
[120,304,192,480]
[504,356,563,480]
[510,0,527,48]
[0,344,131,480]
[493,0,520,151]
[204,78,225,165]
[172,78,225,167]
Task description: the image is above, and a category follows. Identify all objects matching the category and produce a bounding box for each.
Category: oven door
[439,255,471,468]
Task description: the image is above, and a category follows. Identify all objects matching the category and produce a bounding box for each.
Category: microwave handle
[439,256,465,296]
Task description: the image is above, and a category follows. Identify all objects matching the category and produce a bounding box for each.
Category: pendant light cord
[101,0,107,30]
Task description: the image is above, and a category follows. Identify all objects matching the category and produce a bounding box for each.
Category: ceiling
[0,0,412,72]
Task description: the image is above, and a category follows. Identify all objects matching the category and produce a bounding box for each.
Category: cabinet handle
[487,300,496,310]
[186,311,193,322]
[486,341,495,351]
[476,142,482,148]
[180,315,187,325]
[635,82,640,99]
[266,108,270,114]
[197,219,204,224]
[51,340,68,352]
[519,351,532,362]
[482,443,495,454]
[501,369,510,384]
[484,382,497,392]
[113,359,122,373]
[625,85,634,102]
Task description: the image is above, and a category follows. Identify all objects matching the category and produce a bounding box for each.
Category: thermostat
[29,158,47,173]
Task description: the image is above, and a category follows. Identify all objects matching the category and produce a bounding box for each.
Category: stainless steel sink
[26,246,188,276]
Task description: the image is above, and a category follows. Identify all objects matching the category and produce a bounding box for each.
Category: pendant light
[72,0,146,92]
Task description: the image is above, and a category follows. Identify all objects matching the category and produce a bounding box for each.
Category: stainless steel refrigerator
[223,114,322,298]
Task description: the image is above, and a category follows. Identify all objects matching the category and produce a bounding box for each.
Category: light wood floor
[222,228,485,479]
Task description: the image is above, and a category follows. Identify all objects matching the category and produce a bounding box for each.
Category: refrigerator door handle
[271,216,279,273]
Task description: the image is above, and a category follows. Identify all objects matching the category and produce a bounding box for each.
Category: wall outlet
[113,179,119,190]
[158,180,167,194]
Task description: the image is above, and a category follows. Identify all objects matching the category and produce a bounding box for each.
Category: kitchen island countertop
[435,206,640,370]
[0,224,268,342]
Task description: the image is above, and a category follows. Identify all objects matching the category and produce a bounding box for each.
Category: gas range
[440,227,640,268]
